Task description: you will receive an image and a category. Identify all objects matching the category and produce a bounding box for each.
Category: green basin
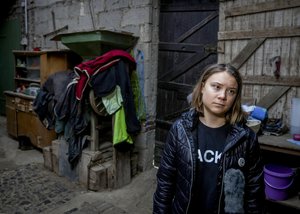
[52,30,137,59]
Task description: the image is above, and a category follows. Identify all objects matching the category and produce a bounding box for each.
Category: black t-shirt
[189,121,231,214]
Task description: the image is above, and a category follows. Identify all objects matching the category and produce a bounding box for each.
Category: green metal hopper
[52,30,138,59]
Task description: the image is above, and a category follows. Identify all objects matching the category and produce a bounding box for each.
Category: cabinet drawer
[17,111,56,148]
[5,96,16,107]
[5,105,18,138]
[15,97,34,113]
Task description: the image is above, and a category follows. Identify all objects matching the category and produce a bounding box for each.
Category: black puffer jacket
[153,109,264,214]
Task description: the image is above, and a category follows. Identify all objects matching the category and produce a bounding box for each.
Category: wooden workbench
[258,134,300,211]
[4,90,57,148]
[258,134,300,156]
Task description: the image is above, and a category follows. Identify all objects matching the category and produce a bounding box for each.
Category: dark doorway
[155,0,219,166]
[0,19,21,115]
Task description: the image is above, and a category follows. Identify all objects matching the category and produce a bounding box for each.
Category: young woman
[153,64,264,214]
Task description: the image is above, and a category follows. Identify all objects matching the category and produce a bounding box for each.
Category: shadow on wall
[0,0,17,24]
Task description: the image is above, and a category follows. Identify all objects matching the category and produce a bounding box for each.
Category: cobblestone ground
[63,201,127,214]
[0,163,127,214]
[0,163,82,213]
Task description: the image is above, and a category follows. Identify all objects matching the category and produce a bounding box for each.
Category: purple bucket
[264,164,294,201]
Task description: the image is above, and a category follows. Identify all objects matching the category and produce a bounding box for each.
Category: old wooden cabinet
[13,50,79,89]
[5,50,81,148]
[4,91,57,148]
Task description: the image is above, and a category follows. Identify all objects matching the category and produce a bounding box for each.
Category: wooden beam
[155,119,172,130]
[230,38,266,69]
[159,52,210,81]
[160,4,218,12]
[159,42,205,53]
[159,42,217,54]
[218,26,300,40]
[225,0,300,18]
[243,76,300,87]
[175,11,218,43]
[256,86,290,109]
[164,107,190,121]
[158,81,193,93]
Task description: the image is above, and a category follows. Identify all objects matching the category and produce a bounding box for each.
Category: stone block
[51,139,60,175]
[98,10,122,29]
[121,7,151,26]
[42,146,52,171]
[140,24,151,42]
[58,139,79,182]
[114,150,131,188]
[135,130,155,171]
[130,0,151,7]
[105,0,129,10]
[79,149,101,186]
[88,161,113,191]
[107,163,115,189]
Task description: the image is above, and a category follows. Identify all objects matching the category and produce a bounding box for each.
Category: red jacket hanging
[74,49,136,100]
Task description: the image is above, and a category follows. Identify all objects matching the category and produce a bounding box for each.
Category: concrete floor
[0,115,157,214]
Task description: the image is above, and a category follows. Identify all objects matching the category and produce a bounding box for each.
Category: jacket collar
[180,108,199,132]
[224,123,248,153]
[181,108,248,152]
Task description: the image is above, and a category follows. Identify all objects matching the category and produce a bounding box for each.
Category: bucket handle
[264,179,294,190]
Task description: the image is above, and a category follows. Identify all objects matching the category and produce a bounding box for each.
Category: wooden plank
[175,11,219,43]
[225,0,300,18]
[290,37,300,76]
[160,4,219,12]
[281,10,292,76]
[256,86,290,109]
[159,42,205,53]
[218,26,300,40]
[157,81,193,93]
[159,42,217,54]
[243,76,300,87]
[155,119,173,130]
[17,110,57,148]
[113,150,131,188]
[160,52,210,81]
[259,134,300,156]
[164,107,190,120]
[230,38,266,70]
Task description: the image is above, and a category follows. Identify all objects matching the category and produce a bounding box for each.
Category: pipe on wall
[21,0,28,47]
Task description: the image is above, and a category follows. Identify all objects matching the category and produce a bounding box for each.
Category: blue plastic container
[251,106,267,121]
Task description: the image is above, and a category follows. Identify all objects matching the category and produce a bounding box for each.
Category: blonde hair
[191,64,245,124]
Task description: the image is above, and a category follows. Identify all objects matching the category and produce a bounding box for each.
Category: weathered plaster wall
[10,0,159,171]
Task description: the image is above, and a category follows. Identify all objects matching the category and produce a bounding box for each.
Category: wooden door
[155,0,219,166]
[0,19,21,115]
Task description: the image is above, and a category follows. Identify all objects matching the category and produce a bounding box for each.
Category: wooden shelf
[5,50,82,148]
[14,77,40,83]
[26,66,40,70]
[258,134,300,156]
[4,90,35,100]
[259,134,300,211]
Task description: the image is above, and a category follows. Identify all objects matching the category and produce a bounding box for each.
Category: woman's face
[201,71,238,118]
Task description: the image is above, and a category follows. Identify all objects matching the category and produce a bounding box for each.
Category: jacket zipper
[217,128,245,214]
[182,126,193,214]
[217,153,226,214]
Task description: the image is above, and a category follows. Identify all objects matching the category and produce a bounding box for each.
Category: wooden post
[111,115,131,188]
[90,111,99,151]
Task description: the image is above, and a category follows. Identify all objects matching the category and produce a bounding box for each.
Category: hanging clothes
[113,106,133,152]
[74,49,136,100]
[101,85,123,115]
[135,49,146,120]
